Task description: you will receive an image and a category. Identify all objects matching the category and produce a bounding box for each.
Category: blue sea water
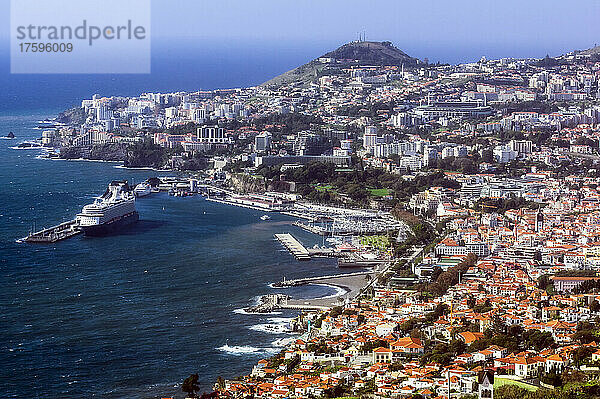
[0,113,347,398]
[0,40,328,113]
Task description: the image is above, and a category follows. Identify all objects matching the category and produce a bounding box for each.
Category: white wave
[268,317,294,324]
[249,323,290,334]
[272,337,295,347]
[217,344,277,356]
[249,317,294,334]
[61,158,121,163]
[233,308,282,315]
[113,165,171,172]
[9,146,43,150]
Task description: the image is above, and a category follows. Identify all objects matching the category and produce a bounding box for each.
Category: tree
[573,346,593,366]
[541,365,562,387]
[323,383,348,398]
[494,385,529,399]
[537,275,550,291]
[448,339,466,356]
[523,330,555,351]
[182,374,200,398]
[482,149,494,163]
[216,376,225,391]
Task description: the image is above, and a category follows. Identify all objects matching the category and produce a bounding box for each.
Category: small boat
[134,182,152,197]
[260,215,271,221]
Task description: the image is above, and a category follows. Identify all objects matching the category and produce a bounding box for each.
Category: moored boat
[134,182,152,197]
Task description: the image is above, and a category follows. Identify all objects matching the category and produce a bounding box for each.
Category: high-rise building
[197,125,227,144]
[364,125,378,135]
[293,132,330,156]
[363,133,378,149]
[96,105,113,121]
[509,140,533,155]
[255,132,272,152]
[340,139,353,151]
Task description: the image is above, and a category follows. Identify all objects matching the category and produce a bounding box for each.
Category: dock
[272,271,373,287]
[245,294,330,313]
[19,219,82,243]
[274,233,311,260]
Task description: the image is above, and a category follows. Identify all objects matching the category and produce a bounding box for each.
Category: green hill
[261,41,419,88]
[322,41,418,64]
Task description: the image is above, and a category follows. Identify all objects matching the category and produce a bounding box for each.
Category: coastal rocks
[245,294,289,313]
[6,132,14,138]
[60,143,128,161]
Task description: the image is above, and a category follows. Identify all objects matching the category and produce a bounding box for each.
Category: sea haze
[0,113,345,398]
[0,39,326,113]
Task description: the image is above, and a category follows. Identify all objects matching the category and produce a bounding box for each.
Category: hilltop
[261,40,419,88]
[322,40,418,64]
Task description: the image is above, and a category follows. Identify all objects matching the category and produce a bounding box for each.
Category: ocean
[0,40,328,113]
[0,112,345,398]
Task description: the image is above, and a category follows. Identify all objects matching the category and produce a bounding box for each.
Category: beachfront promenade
[273,271,373,287]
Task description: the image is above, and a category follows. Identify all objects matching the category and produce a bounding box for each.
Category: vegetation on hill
[579,45,600,56]
[475,197,544,213]
[55,107,86,125]
[416,253,478,297]
[258,163,460,207]
[261,40,419,88]
[322,41,418,65]
[495,380,600,399]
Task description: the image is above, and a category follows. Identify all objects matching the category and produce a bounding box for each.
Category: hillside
[581,45,600,55]
[322,41,418,64]
[261,41,419,88]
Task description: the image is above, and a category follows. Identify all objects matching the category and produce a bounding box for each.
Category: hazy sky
[1,0,599,63]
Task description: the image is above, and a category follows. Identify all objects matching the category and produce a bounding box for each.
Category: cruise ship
[76,181,139,236]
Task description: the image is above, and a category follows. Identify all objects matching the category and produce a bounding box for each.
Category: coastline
[3,110,383,398]
[205,196,276,212]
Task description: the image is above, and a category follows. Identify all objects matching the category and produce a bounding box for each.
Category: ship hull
[80,212,139,236]
[135,190,151,197]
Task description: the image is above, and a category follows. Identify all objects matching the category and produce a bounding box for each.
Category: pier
[20,219,81,243]
[273,271,373,287]
[274,233,311,260]
[245,294,330,313]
